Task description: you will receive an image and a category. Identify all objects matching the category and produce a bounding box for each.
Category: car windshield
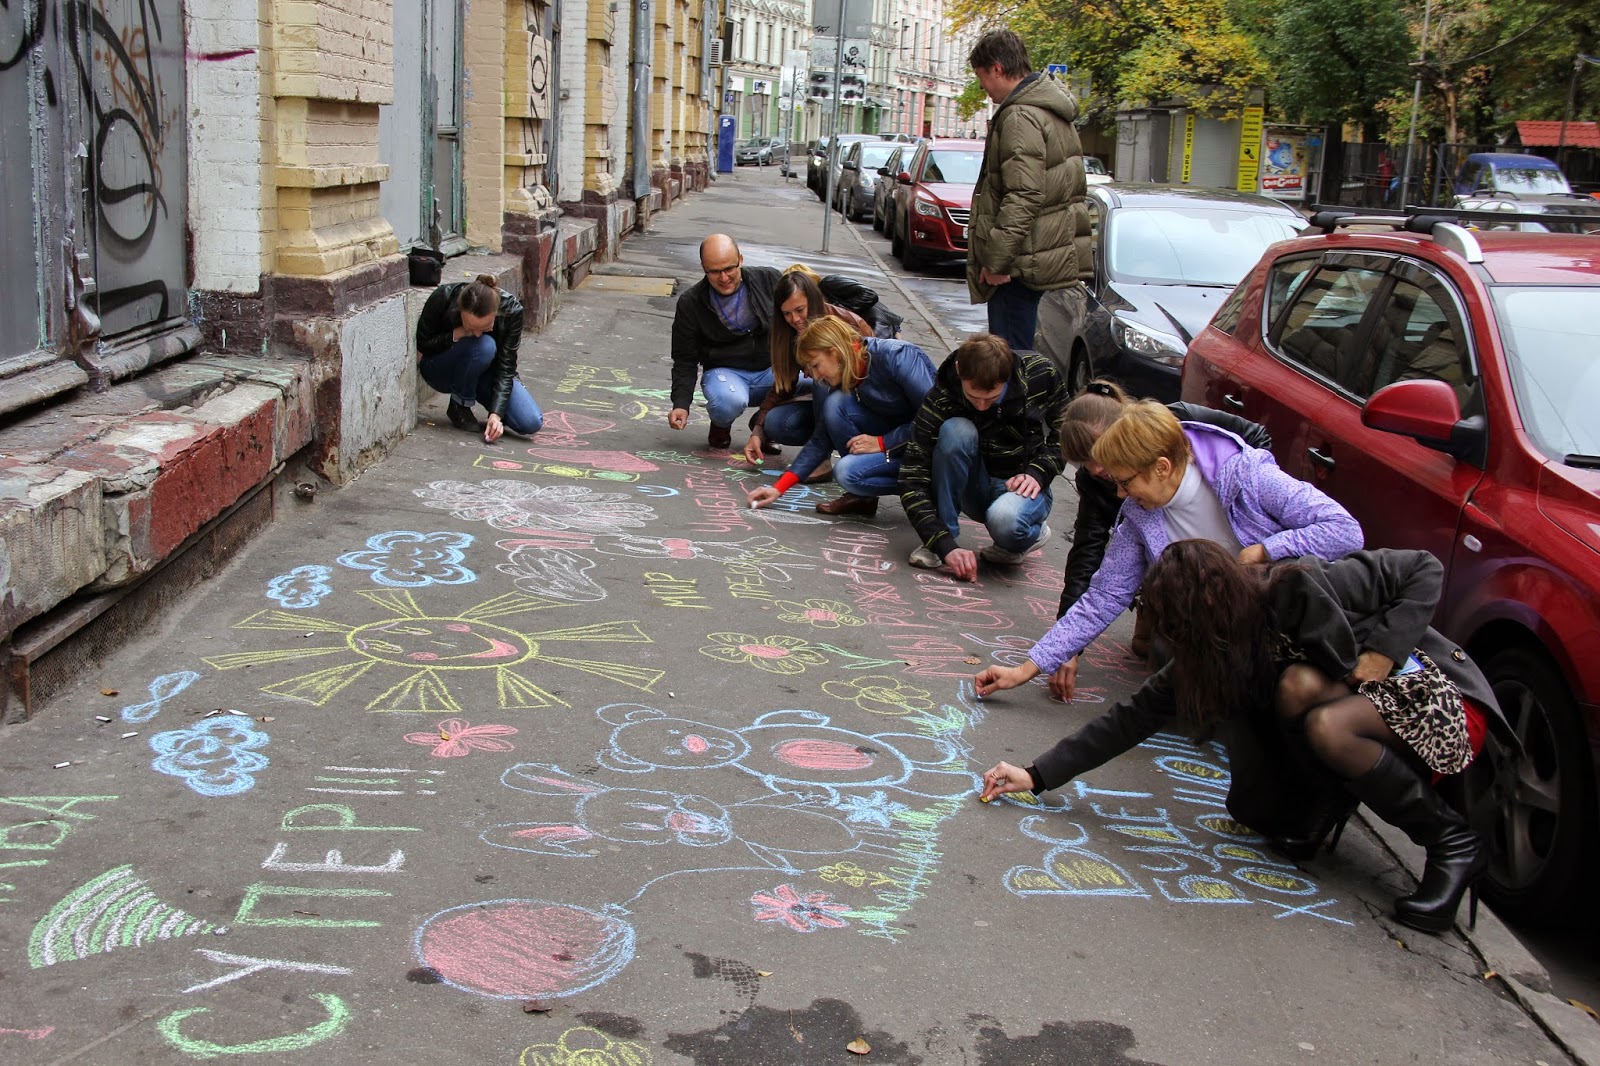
[922,150,982,184]
[1490,167,1571,195]
[1490,286,1600,462]
[1107,207,1305,286]
[860,145,897,169]
[1084,157,1107,175]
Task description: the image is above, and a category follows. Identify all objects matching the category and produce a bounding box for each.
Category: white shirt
[1161,463,1243,556]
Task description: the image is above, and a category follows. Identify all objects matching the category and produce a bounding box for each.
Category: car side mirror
[1362,379,1486,465]
[897,172,912,185]
[842,162,857,171]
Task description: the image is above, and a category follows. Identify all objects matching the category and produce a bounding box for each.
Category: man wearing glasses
[668,234,782,451]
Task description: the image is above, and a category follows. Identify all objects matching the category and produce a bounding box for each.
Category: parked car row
[735,137,786,166]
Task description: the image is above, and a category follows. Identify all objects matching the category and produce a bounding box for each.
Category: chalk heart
[413,899,635,1000]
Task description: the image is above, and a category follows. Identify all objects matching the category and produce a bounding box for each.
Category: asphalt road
[0,163,1585,1065]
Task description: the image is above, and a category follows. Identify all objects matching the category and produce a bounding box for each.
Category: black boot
[447,399,483,432]
[1346,747,1485,934]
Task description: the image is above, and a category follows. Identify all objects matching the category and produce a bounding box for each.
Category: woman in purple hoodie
[976,401,1363,701]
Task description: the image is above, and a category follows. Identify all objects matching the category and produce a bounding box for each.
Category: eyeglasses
[704,263,741,278]
[1109,469,1145,492]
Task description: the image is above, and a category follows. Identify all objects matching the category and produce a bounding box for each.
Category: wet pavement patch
[405,966,443,984]
[576,1011,646,1039]
[665,997,917,1065]
[973,1018,1165,1066]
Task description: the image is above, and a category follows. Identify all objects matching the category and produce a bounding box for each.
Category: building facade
[0,0,718,720]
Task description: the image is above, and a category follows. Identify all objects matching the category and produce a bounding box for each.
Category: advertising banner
[1259,127,1313,200]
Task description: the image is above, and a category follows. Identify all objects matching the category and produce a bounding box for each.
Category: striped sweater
[897,349,1068,559]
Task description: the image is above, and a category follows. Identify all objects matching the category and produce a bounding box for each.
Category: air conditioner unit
[708,40,723,66]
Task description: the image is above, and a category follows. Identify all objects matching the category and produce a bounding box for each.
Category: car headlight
[914,197,942,218]
[1119,321,1186,367]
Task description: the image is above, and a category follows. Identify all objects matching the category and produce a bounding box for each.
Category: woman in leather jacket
[415,274,543,442]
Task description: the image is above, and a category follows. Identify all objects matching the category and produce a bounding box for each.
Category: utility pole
[1400,0,1432,210]
[1558,54,1600,172]
[820,0,846,253]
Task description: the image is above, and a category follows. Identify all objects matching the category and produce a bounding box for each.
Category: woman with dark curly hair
[980,539,1518,935]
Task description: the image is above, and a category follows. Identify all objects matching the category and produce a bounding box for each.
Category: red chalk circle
[413,899,636,1000]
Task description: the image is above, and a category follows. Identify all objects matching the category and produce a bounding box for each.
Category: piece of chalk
[95,715,113,722]
[53,761,71,769]
[978,794,992,803]
[120,731,139,739]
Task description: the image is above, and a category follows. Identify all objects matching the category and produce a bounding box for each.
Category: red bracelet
[877,436,885,452]
[772,471,800,495]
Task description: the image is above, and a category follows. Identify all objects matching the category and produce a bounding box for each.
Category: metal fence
[1325,142,1600,208]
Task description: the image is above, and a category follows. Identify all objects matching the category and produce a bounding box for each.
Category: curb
[834,207,964,353]
[1361,811,1600,1066]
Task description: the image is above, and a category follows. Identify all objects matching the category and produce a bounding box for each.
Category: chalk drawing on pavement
[518,1026,653,1066]
[120,670,201,722]
[305,766,447,797]
[699,633,830,675]
[202,590,664,711]
[404,718,518,758]
[997,733,1352,923]
[415,481,658,534]
[497,547,607,602]
[750,883,850,932]
[475,455,639,482]
[149,716,270,797]
[336,531,475,587]
[772,598,865,629]
[414,899,636,1001]
[157,994,349,1058]
[29,865,221,968]
[0,1026,53,1040]
[266,564,334,608]
[535,410,618,447]
[594,532,814,581]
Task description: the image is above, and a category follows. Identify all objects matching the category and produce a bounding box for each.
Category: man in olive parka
[966,29,1091,354]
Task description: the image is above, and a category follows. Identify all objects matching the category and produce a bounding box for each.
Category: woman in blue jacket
[746,317,936,518]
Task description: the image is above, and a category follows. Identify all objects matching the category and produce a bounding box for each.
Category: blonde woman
[747,317,935,517]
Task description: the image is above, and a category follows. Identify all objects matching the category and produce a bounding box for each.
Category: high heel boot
[1346,747,1486,934]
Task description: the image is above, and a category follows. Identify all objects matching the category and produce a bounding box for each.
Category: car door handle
[1306,447,1336,470]
[1221,393,1245,410]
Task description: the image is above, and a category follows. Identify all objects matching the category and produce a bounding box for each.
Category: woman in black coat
[981,541,1516,936]
[415,274,543,442]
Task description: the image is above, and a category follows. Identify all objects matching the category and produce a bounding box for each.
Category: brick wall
[187,0,267,294]
[272,0,394,104]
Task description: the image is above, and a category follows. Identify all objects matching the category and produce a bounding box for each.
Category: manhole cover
[578,276,676,296]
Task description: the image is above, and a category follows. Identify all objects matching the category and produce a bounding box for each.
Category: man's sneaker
[980,522,1052,565]
[908,546,942,569]
[447,399,483,432]
[707,424,733,450]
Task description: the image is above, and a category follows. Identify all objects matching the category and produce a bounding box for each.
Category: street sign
[1046,62,1069,78]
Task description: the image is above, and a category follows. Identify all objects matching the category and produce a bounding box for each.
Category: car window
[1491,285,1600,462]
[921,150,982,184]
[1272,264,1387,392]
[1368,272,1475,405]
[1210,280,1249,335]
[860,145,897,169]
[1265,257,1318,333]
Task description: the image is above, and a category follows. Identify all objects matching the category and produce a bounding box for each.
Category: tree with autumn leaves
[948,0,1600,144]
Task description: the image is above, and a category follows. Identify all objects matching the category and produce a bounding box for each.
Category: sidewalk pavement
[0,168,1588,1066]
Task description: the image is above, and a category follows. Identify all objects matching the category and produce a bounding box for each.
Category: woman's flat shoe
[805,459,834,483]
[815,493,878,517]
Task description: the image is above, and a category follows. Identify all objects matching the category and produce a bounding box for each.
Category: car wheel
[1462,646,1596,920]
[1068,345,1092,396]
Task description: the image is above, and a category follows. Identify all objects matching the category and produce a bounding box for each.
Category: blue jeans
[420,334,544,435]
[761,387,817,446]
[986,279,1044,354]
[931,417,1053,550]
[823,391,908,497]
[702,366,773,428]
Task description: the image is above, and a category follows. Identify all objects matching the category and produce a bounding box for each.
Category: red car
[889,138,984,270]
[1182,210,1600,919]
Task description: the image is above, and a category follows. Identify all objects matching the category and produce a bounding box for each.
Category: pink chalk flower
[773,598,865,630]
[699,632,829,675]
[403,718,518,758]
[750,883,851,933]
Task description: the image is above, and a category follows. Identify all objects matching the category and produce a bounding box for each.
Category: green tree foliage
[1259,0,1412,137]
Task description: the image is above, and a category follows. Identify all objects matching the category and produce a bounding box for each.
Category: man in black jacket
[668,234,782,450]
[899,333,1068,580]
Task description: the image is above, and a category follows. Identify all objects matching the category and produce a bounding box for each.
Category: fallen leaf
[1570,998,1598,1019]
[963,657,980,665]
[847,1038,872,1055]
[757,970,773,977]
[1482,970,1497,981]
[522,1000,551,1014]
[101,688,119,696]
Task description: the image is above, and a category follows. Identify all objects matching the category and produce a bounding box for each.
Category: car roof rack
[1305,206,1489,262]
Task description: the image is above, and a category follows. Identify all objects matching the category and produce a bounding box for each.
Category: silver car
[834,140,902,222]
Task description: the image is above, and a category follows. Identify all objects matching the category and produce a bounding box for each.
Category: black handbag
[407,246,445,287]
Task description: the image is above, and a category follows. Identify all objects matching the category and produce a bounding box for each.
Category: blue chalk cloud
[149,717,270,797]
[266,565,334,608]
[337,530,476,587]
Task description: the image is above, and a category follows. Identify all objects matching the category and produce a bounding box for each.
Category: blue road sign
[1046,63,1069,77]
